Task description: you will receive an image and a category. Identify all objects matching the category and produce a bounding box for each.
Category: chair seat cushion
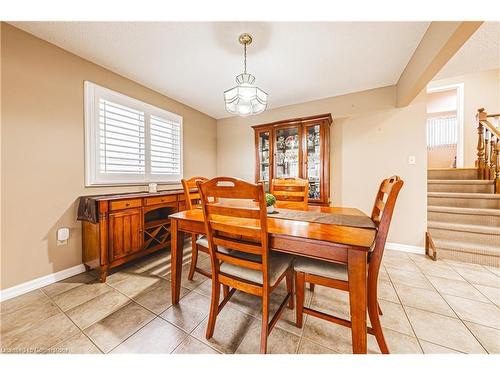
[293,257,348,281]
[195,236,231,254]
[220,251,294,286]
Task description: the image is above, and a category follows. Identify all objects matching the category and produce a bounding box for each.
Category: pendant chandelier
[224,33,268,117]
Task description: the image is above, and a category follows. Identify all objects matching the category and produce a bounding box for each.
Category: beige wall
[429,69,500,167]
[1,24,217,289]
[217,86,428,248]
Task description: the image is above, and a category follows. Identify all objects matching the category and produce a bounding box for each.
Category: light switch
[408,155,416,165]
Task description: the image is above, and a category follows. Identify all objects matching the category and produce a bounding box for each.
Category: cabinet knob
[125,203,130,207]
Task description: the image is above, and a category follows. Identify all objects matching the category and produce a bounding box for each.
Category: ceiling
[435,21,500,80]
[11,22,430,119]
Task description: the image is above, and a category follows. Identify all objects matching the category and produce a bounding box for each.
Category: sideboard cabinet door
[108,208,143,262]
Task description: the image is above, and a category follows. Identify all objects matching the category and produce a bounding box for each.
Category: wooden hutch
[252,113,332,206]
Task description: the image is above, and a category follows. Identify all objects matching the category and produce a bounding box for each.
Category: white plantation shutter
[99,99,146,174]
[85,82,183,185]
[150,115,181,176]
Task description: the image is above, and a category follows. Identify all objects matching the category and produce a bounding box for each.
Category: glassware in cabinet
[306,124,321,199]
[275,126,300,179]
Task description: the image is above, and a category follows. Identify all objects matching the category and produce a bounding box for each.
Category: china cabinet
[252,113,332,206]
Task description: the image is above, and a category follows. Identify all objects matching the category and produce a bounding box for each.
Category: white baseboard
[0,264,87,302]
[386,242,425,254]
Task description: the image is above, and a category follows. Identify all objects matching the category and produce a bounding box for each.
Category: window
[85,82,183,185]
[426,115,458,148]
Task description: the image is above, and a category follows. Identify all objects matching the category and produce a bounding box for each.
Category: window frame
[84,81,183,186]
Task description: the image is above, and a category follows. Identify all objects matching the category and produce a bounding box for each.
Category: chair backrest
[368,176,404,284]
[181,176,209,210]
[197,177,271,287]
[271,177,309,210]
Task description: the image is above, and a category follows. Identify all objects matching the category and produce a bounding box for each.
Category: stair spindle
[496,139,500,194]
[476,120,485,179]
[490,135,497,182]
[484,129,490,180]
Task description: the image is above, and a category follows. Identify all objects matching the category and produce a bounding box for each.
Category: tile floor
[1,246,499,354]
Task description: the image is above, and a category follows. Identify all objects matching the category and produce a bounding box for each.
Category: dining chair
[197,177,295,354]
[181,176,210,280]
[271,177,309,210]
[293,176,404,354]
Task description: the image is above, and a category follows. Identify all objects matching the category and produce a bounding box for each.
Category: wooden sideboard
[80,190,189,282]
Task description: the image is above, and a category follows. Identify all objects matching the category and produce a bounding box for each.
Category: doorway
[426,84,464,168]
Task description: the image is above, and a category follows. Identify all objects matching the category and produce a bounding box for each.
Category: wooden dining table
[168,204,376,354]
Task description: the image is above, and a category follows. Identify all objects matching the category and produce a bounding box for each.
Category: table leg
[170,218,185,305]
[348,249,368,354]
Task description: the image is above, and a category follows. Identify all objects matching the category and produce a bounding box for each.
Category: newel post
[476,108,487,179]
[495,139,500,194]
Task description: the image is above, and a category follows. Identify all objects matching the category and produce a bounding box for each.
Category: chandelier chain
[243,43,247,74]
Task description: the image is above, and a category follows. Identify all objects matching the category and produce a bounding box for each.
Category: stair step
[431,238,500,267]
[428,168,478,180]
[428,205,500,227]
[428,192,500,209]
[428,221,500,235]
[432,239,500,267]
[428,218,500,247]
[428,179,494,193]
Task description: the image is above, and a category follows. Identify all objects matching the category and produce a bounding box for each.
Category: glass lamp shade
[224,73,268,116]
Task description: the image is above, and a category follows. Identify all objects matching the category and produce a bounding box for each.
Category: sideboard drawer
[144,195,177,206]
[110,198,143,211]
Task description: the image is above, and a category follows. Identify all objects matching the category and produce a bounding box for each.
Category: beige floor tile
[419,340,463,354]
[227,289,262,318]
[107,271,164,299]
[192,306,255,354]
[52,281,111,311]
[377,280,400,303]
[393,283,456,317]
[104,264,144,285]
[173,336,220,354]
[235,319,300,354]
[1,312,79,353]
[0,290,49,316]
[160,290,210,332]
[404,306,486,353]
[377,299,415,337]
[415,262,464,281]
[41,272,97,298]
[134,249,171,275]
[111,317,187,354]
[454,268,500,288]
[309,285,351,319]
[1,298,61,339]
[378,267,390,282]
[66,289,130,329]
[367,329,422,354]
[463,321,500,354]
[84,302,155,353]
[484,266,500,277]
[442,294,500,329]
[384,250,411,260]
[383,257,421,272]
[164,263,207,291]
[427,276,491,303]
[134,280,189,315]
[297,338,337,354]
[302,314,355,354]
[48,332,101,354]
[444,260,488,272]
[473,284,500,306]
[385,267,434,290]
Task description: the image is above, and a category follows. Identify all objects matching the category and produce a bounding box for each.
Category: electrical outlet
[408,155,416,165]
[57,228,69,246]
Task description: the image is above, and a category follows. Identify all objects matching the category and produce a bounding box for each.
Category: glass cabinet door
[257,130,271,192]
[305,124,321,200]
[275,126,300,179]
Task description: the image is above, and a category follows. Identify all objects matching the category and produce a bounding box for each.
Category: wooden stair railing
[476,108,500,193]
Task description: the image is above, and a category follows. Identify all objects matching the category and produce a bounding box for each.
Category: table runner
[268,208,376,229]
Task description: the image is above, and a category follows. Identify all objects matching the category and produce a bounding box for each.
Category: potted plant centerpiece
[265,193,276,214]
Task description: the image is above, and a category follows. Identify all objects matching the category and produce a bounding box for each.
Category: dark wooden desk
[168,205,376,354]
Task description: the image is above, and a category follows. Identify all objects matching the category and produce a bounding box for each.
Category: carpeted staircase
[427,168,500,267]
